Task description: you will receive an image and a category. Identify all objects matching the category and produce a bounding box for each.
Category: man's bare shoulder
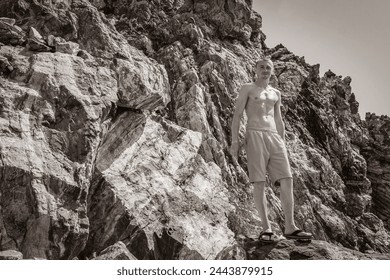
[268,85,281,93]
[269,86,282,100]
[240,83,254,90]
[238,83,253,96]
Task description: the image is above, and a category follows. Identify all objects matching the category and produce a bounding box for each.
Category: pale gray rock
[93,241,137,260]
[0,19,26,45]
[0,49,118,259]
[0,45,30,82]
[83,111,236,260]
[26,26,52,52]
[0,250,23,260]
[29,27,43,41]
[47,35,65,47]
[72,0,133,59]
[215,244,247,260]
[112,56,170,111]
[55,41,80,55]
[0,17,15,25]
[158,42,211,134]
[77,49,94,60]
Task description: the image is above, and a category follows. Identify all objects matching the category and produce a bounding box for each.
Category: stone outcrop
[362,113,390,229]
[0,17,25,45]
[93,241,137,260]
[83,111,236,260]
[0,1,389,260]
[242,238,390,260]
[0,249,23,260]
[0,47,118,259]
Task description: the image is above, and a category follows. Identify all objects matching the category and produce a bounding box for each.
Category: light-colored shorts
[244,127,293,184]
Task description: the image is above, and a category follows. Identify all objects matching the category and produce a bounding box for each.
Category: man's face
[256,60,273,80]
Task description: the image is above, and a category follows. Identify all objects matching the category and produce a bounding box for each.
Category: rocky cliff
[362,113,390,230]
[0,0,389,260]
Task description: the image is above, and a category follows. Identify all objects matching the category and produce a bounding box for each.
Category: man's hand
[230,141,239,159]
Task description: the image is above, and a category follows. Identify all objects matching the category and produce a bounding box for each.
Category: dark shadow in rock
[95,111,146,171]
[153,228,203,260]
[79,169,153,260]
[240,234,319,260]
[290,251,312,260]
[239,234,281,260]
[120,226,151,260]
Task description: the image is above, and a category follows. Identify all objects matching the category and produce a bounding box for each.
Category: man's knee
[279,177,293,186]
[253,181,266,189]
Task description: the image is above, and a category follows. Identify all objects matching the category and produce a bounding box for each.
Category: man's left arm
[274,89,285,141]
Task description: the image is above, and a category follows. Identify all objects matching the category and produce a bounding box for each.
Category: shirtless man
[230,57,312,242]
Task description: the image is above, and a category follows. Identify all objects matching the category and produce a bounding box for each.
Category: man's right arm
[231,84,249,144]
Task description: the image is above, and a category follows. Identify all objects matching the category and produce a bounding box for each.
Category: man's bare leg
[253,181,272,232]
[279,178,298,233]
[279,178,311,238]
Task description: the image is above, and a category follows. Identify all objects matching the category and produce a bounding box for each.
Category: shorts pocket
[274,133,287,150]
[275,133,284,142]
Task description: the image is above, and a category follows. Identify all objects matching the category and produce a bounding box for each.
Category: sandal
[284,229,313,240]
[259,231,280,243]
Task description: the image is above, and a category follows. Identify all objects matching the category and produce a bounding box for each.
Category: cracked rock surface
[0,0,389,259]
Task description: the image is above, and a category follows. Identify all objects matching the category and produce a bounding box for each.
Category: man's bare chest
[248,87,278,105]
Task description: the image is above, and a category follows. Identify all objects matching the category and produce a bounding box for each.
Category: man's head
[255,57,274,80]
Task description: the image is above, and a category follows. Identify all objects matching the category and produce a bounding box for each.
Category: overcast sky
[253,0,390,118]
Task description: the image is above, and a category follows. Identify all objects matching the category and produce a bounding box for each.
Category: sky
[253,0,390,118]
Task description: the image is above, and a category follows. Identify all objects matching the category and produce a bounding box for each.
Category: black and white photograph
[0,0,389,277]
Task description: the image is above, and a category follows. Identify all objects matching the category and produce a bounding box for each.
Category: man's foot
[284,229,313,240]
[259,231,281,243]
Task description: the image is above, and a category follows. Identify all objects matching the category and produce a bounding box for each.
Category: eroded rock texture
[0,0,389,259]
[362,113,390,229]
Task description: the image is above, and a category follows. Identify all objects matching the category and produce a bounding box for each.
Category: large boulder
[0,48,117,259]
[82,111,237,260]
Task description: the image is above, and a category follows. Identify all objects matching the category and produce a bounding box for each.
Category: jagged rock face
[83,111,236,260]
[102,0,263,47]
[0,0,389,259]
[0,17,26,45]
[0,46,118,259]
[362,113,390,229]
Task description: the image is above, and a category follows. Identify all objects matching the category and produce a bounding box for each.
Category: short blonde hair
[256,56,273,68]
